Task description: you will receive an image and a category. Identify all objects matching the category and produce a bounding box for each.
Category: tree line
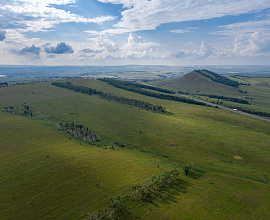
[99,79,175,94]
[195,70,239,87]
[197,94,250,104]
[52,81,170,114]
[131,169,181,199]
[87,168,181,220]
[98,78,207,107]
[227,106,270,118]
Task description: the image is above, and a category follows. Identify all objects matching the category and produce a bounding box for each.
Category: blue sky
[0,0,270,65]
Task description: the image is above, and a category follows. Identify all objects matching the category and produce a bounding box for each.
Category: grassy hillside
[152,70,239,96]
[1,79,270,219]
[0,113,169,219]
[152,70,270,116]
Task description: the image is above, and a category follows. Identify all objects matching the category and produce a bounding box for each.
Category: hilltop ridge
[152,69,239,96]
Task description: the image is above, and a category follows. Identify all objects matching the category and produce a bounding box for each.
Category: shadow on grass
[107,170,206,219]
[116,179,192,219]
[146,178,192,205]
[188,168,207,180]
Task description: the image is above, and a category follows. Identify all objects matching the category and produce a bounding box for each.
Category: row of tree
[197,94,250,104]
[131,169,181,199]
[227,106,270,118]
[52,81,169,114]
[98,78,207,107]
[87,168,182,220]
[99,78,175,94]
[196,70,239,87]
[58,122,100,144]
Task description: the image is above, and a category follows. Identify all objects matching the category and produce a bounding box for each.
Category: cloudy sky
[0,0,270,65]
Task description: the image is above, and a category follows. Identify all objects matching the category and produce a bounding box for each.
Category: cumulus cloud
[175,41,215,59]
[216,19,270,57]
[44,42,74,54]
[18,44,41,55]
[93,0,270,35]
[197,41,215,58]
[80,33,160,60]
[120,33,160,58]
[0,30,6,41]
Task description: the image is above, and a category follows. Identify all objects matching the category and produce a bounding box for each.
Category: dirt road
[179,94,270,123]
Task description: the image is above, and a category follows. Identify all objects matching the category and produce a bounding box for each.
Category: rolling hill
[0,78,270,219]
[152,70,240,96]
[152,69,270,117]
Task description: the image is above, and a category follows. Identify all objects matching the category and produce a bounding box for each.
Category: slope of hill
[152,70,239,96]
[0,79,270,219]
[152,70,270,117]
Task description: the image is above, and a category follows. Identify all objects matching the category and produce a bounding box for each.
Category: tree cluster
[99,78,207,107]
[0,82,8,87]
[183,163,193,176]
[5,103,33,116]
[52,81,169,114]
[195,70,239,87]
[58,122,100,144]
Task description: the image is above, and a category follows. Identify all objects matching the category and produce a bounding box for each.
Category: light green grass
[0,113,168,219]
[1,79,270,219]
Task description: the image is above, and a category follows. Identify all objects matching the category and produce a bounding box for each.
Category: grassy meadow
[0,113,168,219]
[0,78,270,219]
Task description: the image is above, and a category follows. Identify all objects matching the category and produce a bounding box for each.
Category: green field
[0,78,270,219]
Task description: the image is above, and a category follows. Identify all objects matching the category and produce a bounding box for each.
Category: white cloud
[175,41,215,59]
[217,19,270,36]
[0,0,116,33]
[216,19,270,57]
[197,41,215,58]
[97,0,134,8]
[93,0,270,35]
[79,33,160,60]
[231,32,270,56]
[170,29,190,34]
[120,33,160,58]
